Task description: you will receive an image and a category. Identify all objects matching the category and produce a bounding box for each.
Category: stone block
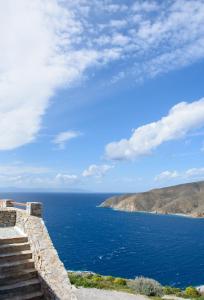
[26,202,42,217]
[1,199,13,208]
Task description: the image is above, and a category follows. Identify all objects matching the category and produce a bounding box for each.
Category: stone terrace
[0,199,77,300]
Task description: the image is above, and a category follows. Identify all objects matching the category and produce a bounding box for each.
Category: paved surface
[163,296,190,300]
[75,288,149,300]
[0,226,24,238]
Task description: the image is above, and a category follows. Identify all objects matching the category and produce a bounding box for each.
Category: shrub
[113,278,127,286]
[74,277,87,287]
[81,280,96,288]
[104,276,114,282]
[131,276,163,296]
[92,275,103,282]
[163,286,181,295]
[185,286,200,298]
[68,274,80,285]
[84,273,94,279]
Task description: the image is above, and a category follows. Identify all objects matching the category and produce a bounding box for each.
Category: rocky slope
[100,181,204,217]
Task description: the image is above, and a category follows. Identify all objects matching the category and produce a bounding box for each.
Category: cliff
[100,181,204,217]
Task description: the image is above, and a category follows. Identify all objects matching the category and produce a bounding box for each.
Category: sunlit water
[2,192,204,287]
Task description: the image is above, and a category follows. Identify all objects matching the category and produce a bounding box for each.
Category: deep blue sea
[2,192,204,288]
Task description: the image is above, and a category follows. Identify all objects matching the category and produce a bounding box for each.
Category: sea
[2,192,204,288]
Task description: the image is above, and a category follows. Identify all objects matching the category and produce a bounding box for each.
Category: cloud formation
[82,164,113,178]
[0,1,117,150]
[2,0,204,150]
[0,163,49,176]
[55,173,79,184]
[155,167,204,182]
[106,98,204,160]
[0,162,80,188]
[0,173,79,189]
[154,171,179,181]
[53,130,81,149]
[0,160,115,188]
[0,162,51,187]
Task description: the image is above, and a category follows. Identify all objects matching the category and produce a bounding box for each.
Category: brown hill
[100,181,204,217]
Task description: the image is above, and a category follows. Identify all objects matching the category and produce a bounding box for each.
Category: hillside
[100,181,204,217]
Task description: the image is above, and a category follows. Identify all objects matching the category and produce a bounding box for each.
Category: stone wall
[15,209,77,300]
[0,200,77,300]
[0,210,16,227]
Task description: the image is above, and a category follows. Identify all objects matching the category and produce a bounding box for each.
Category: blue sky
[1,0,204,192]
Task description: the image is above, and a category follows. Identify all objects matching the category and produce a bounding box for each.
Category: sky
[0,0,204,192]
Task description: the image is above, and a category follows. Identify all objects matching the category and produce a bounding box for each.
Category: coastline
[107,207,204,219]
[100,181,204,220]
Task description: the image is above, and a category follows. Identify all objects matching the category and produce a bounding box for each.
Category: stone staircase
[0,200,74,300]
[0,236,45,300]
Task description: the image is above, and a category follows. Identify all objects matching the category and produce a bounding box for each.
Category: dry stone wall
[15,209,77,300]
[0,210,16,227]
[0,200,77,300]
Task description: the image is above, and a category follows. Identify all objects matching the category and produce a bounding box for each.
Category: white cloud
[155,167,204,182]
[137,38,204,79]
[82,164,113,178]
[0,161,113,187]
[0,164,79,188]
[55,173,79,184]
[0,1,78,150]
[185,168,204,178]
[132,1,159,12]
[106,98,204,160]
[112,33,130,46]
[95,0,204,83]
[0,162,50,187]
[0,163,49,176]
[155,171,179,181]
[0,1,120,151]
[109,19,127,29]
[0,175,24,186]
[0,173,79,188]
[2,0,204,151]
[103,4,128,13]
[53,130,81,149]
[110,71,126,84]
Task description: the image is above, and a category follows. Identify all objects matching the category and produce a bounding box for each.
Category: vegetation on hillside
[129,277,163,296]
[68,272,132,293]
[68,272,204,299]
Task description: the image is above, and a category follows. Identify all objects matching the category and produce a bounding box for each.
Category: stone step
[0,237,28,245]
[0,250,32,263]
[0,268,37,285]
[0,259,34,272]
[0,242,30,253]
[2,291,45,300]
[0,278,41,298]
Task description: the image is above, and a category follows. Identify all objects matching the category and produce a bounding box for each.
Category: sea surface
[2,192,204,288]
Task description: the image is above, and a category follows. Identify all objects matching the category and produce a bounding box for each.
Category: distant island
[100,181,204,218]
